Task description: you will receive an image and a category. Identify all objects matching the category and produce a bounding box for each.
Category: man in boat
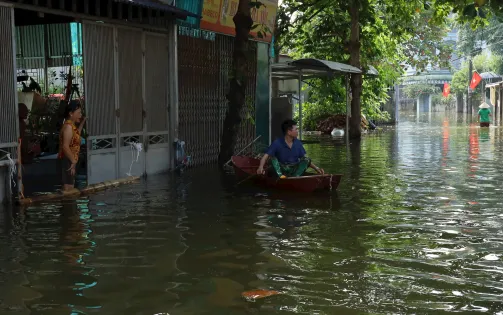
[256,119,324,178]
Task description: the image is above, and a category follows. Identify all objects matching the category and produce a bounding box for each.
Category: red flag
[469,71,482,90]
[442,82,451,97]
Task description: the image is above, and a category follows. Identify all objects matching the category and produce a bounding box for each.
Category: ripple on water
[1,119,503,313]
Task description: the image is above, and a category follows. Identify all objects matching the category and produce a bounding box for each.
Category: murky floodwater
[2,112,503,314]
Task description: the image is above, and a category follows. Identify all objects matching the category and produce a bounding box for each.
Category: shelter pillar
[394,84,399,123]
[298,71,302,140]
[500,84,503,123]
[416,97,421,119]
[428,94,432,123]
[254,42,270,147]
[346,75,350,144]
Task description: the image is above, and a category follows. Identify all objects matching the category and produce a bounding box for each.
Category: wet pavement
[1,112,503,314]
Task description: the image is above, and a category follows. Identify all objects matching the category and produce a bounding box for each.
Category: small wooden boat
[231,156,342,192]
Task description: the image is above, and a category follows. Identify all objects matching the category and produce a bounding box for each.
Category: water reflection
[1,112,503,314]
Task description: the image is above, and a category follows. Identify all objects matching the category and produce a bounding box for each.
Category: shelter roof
[480,72,502,80]
[271,58,372,80]
[485,80,503,88]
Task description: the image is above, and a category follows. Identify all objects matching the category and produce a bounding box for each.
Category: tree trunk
[218,0,254,167]
[349,0,362,139]
[456,92,464,113]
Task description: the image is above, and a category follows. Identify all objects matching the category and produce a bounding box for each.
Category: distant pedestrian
[478,103,492,128]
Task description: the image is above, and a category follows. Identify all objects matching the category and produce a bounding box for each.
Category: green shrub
[294,101,345,131]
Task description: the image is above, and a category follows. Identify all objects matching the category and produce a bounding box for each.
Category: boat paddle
[236,170,286,186]
[224,135,262,166]
[236,172,260,186]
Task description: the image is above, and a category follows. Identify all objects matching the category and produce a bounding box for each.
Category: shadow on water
[2,113,503,313]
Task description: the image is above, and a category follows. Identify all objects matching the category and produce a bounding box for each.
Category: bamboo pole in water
[17,138,24,199]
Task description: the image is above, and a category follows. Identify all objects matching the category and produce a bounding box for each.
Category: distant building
[398,27,459,114]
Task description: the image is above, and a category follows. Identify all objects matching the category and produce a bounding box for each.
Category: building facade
[175,0,275,164]
[0,0,197,202]
[0,0,277,202]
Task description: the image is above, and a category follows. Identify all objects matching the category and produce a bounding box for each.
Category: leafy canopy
[277,0,452,123]
[275,0,501,127]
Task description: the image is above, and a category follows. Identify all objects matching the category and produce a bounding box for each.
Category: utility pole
[467,58,473,119]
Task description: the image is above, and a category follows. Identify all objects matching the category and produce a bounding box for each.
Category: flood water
[2,113,503,314]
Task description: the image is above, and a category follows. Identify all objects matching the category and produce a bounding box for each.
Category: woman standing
[58,101,86,191]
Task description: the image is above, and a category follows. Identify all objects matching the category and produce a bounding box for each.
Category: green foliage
[472,52,501,72]
[361,74,392,121]
[431,93,442,106]
[431,93,456,109]
[28,100,62,135]
[274,0,500,130]
[403,84,441,99]
[490,54,503,74]
[442,94,456,109]
[294,101,345,131]
[278,0,430,123]
[431,0,503,27]
[402,10,453,72]
[451,65,469,94]
[293,78,346,130]
[451,52,502,95]
[456,8,503,57]
[305,78,346,110]
[295,71,393,129]
[244,95,255,125]
[272,4,290,58]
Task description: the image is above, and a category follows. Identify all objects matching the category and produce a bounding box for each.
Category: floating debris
[241,289,280,301]
[483,254,499,261]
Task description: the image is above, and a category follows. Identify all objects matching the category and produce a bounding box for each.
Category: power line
[449,37,503,63]
[454,20,503,57]
[404,22,502,71]
[455,22,503,43]
[402,37,503,72]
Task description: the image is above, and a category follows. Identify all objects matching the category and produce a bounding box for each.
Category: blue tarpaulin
[113,0,201,19]
[70,23,82,66]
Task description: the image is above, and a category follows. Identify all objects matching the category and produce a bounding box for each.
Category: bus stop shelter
[270,58,374,143]
[486,80,503,124]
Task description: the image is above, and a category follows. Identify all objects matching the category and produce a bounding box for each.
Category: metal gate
[83,22,119,184]
[83,21,171,184]
[0,4,19,196]
[144,32,170,174]
[116,27,146,178]
[178,34,257,166]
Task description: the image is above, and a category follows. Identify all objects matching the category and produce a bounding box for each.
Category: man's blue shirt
[266,137,306,164]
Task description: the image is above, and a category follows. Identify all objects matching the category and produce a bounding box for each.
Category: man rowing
[256,119,324,178]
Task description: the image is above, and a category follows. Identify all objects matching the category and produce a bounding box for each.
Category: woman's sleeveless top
[58,120,80,161]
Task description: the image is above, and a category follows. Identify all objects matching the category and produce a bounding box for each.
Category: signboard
[200,0,278,42]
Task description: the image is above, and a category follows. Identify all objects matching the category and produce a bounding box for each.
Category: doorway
[14,9,86,196]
